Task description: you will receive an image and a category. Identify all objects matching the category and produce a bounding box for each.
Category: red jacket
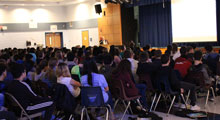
[174,57,192,78]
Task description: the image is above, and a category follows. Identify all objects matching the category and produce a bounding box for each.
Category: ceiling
[0,0,90,6]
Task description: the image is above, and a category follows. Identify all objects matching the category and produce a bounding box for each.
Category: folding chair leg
[181,94,188,109]
[113,99,119,110]
[122,101,131,114]
[205,90,210,107]
[154,93,162,111]
[150,93,157,112]
[167,96,176,115]
[210,87,216,104]
[81,107,85,120]
[85,109,90,120]
[105,108,109,120]
[121,101,131,120]
[69,114,73,120]
[186,90,190,104]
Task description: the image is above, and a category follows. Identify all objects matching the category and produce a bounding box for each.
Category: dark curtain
[126,0,170,7]
[139,2,172,47]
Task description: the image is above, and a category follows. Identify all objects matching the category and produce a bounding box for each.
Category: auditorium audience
[1,43,220,119]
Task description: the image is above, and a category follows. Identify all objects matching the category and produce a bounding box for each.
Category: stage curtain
[139,2,172,47]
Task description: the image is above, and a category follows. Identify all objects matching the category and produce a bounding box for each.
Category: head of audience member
[172,43,178,53]
[103,54,113,66]
[10,62,26,81]
[96,54,104,65]
[0,63,7,81]
[161,54,170,66]
[56,63,71,78]
[124,49,134,59]
[48,58,58,70]
[139,52,149,63]
[83,58,98,86]
[109,45,115,57]
[113,59,132,75]
[167,45,172,52]
[67,52,75,62]
[154,50,162,59]
[37,51,45,60]
[55,50,63,60]
[194,50,203,62]
[187,46,194,54]
[143,44,150,52]
[0,54,11,64]
[36,60,48,75]
[180,46,187,58]
[205,45,213,53]
[191,43,197,50]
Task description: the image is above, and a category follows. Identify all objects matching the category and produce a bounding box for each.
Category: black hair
[103,54,113,65]
[205,45,213,52]
[154,50,162,58]
[194,50,203,61]
[0,63,7,76]
[83,58,98,86]
[67,52,75,61]
[124,50,132,59]
[161,54,170,64]
[180,46,187,56]
[10,62,26,79]
[139,52,149,63]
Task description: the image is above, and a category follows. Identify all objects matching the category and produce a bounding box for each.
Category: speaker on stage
[95,4,102,14]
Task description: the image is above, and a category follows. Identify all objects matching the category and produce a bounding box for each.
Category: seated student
[0,63,17,120]
[156,54,200,110]
[81,59,112,105]
[136,52,157,90]
[81,59,115,119]
[174,46,192,78]
[56,63,81,98]
[203,45,219,75]
[186,46,194,62]
[66,51,77,71]
[99,54,115,92]
[187,51,213,85]
[112,59,148,109]
[7,62,54,120]
[35,60,48,81]
[43,58,58,87]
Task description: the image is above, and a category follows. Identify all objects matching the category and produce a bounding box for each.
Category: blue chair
[80,87,111,120]
[153,76,188,115]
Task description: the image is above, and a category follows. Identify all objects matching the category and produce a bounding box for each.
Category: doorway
[45,32,63,48]
[82,30,89,47]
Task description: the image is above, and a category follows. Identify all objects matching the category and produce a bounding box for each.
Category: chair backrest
[81,87,105,107]
[157,76,173,94]
[5,92,27,113]
[138,73,154,91]
[51,83,76,112]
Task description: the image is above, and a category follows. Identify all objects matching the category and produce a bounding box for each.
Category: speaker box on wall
[95,4,102,14]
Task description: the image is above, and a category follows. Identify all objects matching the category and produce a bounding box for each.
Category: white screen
[171,0,217,43]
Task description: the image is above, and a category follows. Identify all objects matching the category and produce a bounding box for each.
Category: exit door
[82,31,89,47]
[45,33,62,48]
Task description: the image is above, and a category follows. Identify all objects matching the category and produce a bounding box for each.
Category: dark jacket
[136,62,157,90]
[7,80,48,109]
[156,66,181,92]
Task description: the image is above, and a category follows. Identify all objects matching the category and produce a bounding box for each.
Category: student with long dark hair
[112,59,148,109]
[81,58,115,119]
